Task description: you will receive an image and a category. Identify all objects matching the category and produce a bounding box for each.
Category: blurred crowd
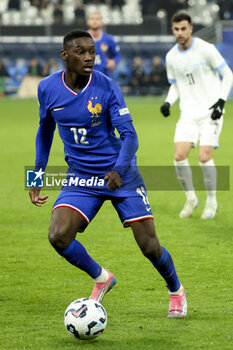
[7,0,85,25]
[0,59,63,97]
[217,0,233,20]
[7,0,126,25]
[140,0,233,22]
[127,56,168,95]
[6,0,233,26]
[0,61,9,97]
[2,0,232,97]
[0,56,168,97]
[140,0,188,22]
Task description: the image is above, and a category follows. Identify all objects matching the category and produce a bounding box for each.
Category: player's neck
[89,29,102,40]
[64,69,90,93]
[179,36,193,51]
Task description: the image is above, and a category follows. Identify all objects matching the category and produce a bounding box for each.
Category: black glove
[160,102,170,117]
[209,98,225,120]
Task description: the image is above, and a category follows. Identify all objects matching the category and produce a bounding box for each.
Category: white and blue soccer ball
[64,298,107,340]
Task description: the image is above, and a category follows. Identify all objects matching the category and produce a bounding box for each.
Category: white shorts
[174,113,223,148]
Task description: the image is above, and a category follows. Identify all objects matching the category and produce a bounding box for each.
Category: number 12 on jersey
[70,127,89,145]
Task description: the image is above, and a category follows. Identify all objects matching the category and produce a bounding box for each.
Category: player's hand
[106,59,116,72]
[104,170,122,190]
[209,98,225,120]
[160,102,170,117]
[29,188,48,207]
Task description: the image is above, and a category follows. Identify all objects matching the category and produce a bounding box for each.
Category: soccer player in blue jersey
[87,12,121,76]
[29,30,187,318]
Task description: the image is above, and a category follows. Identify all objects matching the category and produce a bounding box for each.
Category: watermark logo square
[26,168,44,188]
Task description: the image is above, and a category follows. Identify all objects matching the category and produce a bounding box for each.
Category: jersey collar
[177,37,195,54]
[61,70,93,96]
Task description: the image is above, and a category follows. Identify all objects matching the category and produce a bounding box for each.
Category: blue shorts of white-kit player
[52,171,153,232]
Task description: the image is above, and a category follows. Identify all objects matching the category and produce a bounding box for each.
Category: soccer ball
[64,298,107,340]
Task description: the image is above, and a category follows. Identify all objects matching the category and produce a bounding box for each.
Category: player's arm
[105,121,138,190]
[161,83,179,117]
[29,83,56,206]
[209,65,233,119]
[34,112,56,170]
[105,80,138,190]
[207,45,233,119]
[160,56,179,117]
[104,121,138,190]
[29,188,48,207]
[29,114,56,206]
[106,36,121,71]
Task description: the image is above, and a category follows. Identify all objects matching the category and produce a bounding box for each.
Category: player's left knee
[131,220,162,260]
[48,219,73,251]
[140,238,162,261]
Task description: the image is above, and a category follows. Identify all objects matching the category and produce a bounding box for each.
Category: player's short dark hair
[63,29,93,49]
[171,12,192,24]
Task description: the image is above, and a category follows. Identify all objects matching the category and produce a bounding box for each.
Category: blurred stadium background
[0,0,233,97]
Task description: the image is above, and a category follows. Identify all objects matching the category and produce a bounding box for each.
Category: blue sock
[151,247,181,292]
[58,240,102,279]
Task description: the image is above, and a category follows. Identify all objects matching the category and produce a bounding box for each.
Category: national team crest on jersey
[100,43,108,52]
[87,99,102,118]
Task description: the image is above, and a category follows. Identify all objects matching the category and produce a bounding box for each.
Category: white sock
[199,159,217,204]
[94,268,109,283]
[174,159,196,201]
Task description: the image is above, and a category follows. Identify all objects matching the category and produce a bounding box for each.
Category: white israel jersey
[166,37,227,118]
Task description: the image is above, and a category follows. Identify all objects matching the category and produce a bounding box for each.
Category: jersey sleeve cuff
[216,62,227,72]
[112,165,127,178]
[168,78,176,84]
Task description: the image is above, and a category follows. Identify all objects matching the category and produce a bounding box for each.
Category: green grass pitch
[0,97,233,350]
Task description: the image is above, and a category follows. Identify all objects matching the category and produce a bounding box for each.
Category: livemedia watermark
[25,165,230,191]
[25,167,105,190]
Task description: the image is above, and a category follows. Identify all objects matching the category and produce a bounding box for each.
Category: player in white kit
[160,13,233,219]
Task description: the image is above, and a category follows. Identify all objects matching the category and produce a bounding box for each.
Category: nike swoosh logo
[146,207,151,211]
[52,107,65,111]
[73,305,88,318]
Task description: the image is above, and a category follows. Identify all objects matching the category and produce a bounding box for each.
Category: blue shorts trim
[52,188,154,232]
[123,215,154,227]
[52,204,89,224]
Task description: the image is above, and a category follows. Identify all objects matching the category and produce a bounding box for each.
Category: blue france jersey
[38,69,133,176]
[93,31,121,76]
